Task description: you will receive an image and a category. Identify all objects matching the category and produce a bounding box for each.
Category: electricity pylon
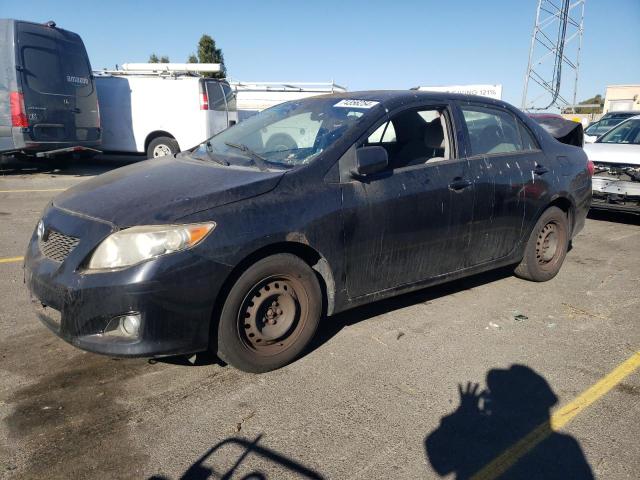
[522,0,586,112]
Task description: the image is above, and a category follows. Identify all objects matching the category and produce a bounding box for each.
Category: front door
[341,104,475,298]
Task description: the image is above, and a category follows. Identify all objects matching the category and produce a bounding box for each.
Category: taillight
[200,92,209,110]
[587,159,595,176]
[9,91,28,127]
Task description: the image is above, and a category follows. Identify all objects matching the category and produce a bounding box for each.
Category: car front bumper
[24,206,233,357]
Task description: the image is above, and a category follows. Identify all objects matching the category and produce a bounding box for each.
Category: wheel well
[144,131,176,152]
[208,242,335,350]
[548,197,574,232]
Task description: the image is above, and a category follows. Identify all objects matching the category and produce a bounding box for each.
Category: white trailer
[230,81,346,120]
[95,64,238,158]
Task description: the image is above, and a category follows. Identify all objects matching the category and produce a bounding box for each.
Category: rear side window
[461,105,535,156]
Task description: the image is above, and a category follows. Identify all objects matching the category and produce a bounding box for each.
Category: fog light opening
[120,314,141,337]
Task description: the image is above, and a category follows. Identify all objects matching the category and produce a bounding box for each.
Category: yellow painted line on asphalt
[471,350,640,480]
[0,256,24,264]
[0,188,66,193]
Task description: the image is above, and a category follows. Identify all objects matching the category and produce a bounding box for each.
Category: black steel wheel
[217,254,322,372]
[515,206,569,282]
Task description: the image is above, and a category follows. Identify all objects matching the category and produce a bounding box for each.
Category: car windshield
[191,97,380,168]
[585,117,625,136]
[597,117,640,144]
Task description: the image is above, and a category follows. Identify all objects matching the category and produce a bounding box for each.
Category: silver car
[583,115,640,212]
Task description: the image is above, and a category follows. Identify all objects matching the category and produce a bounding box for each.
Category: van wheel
[147,136,179,158]
[217,254,322,373]
[515,206,569,282]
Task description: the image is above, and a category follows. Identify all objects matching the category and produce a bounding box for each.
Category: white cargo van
[230,81,346,121]
[95,64,237,158]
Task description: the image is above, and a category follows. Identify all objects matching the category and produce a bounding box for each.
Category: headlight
[87,222,215,270]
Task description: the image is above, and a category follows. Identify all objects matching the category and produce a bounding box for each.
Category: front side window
[364,107,450,170]
[192,97,379,168]
[461,105,529,156]
[597,118,640,144]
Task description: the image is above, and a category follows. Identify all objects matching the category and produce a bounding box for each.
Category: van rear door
[16,22,98,145]
[204,80,230,136]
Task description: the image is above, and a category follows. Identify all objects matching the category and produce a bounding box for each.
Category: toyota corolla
[25,91,592,372]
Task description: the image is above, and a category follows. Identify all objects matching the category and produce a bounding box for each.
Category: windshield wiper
[224,141,268,171]
[203,141,229,166]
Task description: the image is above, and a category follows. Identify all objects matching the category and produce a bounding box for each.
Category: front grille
[40,230,80,262]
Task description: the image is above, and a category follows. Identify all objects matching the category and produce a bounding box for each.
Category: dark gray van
[0,19,100,157]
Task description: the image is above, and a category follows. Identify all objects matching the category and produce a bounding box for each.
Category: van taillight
[200,92,209,110]
[10,91,28,127]
[587,159,595,176]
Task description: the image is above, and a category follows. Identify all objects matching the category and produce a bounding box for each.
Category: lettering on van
[66,75,89,86]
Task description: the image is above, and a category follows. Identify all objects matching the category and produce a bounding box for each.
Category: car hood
[53,156,285,226]
[583,142,640,166]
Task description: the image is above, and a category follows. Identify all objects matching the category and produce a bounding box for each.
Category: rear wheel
[147,136,179,158]
[217,254,322,373]
[515,206,569,282]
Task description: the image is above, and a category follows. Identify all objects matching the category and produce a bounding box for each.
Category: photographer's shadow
[425,365,594,479]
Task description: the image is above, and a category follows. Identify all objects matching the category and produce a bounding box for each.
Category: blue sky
[3,0,639,107]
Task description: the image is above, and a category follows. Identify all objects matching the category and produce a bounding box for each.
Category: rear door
[205,80,229,135]
[456,102,546,265]
[16,22,97,144]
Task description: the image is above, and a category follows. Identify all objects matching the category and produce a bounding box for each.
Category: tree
[149,53,159,63]
[569,94,604,114]
[187,54,198,63]
[196,34,226,78]
[159,55,170,63]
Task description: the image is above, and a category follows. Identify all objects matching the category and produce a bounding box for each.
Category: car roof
[603,111,638,116]
[314,90,513,111]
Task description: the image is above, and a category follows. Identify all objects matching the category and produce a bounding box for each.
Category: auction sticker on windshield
[334,99,379,109]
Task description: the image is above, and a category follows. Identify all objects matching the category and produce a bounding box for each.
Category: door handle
[533,164,549,175]
[448,177,472,192]
[71,108,81,114]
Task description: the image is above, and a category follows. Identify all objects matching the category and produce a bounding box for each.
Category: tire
[146,136,179,159]
[217,254,322,373]
[514,206,569,282]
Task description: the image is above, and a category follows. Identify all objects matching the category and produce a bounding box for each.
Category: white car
[583,115,640,212]
[583,111,639,143]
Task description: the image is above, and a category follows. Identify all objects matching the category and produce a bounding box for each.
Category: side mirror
[352,146,388,178]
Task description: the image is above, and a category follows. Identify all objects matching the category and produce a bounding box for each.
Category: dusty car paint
[24,91,592,358]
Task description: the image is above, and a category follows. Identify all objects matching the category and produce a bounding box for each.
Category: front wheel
[515,206,569,282]
[217,254,322,373]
